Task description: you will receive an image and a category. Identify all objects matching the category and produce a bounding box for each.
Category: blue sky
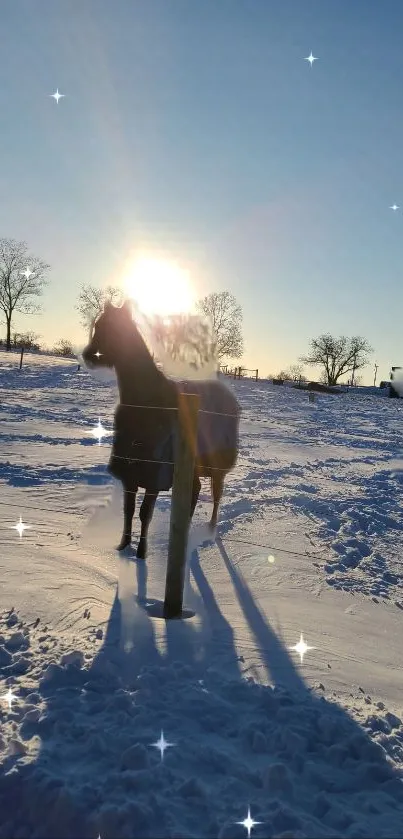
[1,0,402,382]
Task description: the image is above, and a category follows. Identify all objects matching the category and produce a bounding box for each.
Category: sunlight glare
[123,255,195,317]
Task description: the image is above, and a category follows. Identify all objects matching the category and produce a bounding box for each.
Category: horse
[82,300,240,558]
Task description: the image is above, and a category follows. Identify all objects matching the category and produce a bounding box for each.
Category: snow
[1,350,403,839]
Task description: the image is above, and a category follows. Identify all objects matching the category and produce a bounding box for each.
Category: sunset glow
[123,255,195,317]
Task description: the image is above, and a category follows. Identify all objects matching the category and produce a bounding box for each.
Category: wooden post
[164,392,200,619]
[255,369,258,381]
[19,346,24,370]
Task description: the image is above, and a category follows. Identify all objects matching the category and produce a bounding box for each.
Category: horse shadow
[6,534,403,839]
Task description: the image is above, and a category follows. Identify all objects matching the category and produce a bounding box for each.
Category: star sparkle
[390,204,400,211]
[50,88,65,104]
[11,516,31,538]
[236,807,262,838]
[86,418,109,445]
[289,632,315,663]
[20,267,34,280]
[150,730,175,761]
[3,687,17,711]
[305,52,318,66]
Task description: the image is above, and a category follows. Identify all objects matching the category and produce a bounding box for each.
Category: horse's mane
[132,307,219,382]
[87,300,223,385]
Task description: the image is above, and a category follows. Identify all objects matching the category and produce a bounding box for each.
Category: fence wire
[0,376,354,564]
[0,496,326,563]
[0,393,269,474]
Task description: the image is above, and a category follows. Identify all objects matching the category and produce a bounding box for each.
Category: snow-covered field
[1,350,403,839]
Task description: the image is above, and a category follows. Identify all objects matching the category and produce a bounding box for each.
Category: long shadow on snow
[93,545,242,686]
[3,541,403,839]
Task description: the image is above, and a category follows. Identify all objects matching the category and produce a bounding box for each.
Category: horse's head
[82,300,134,369]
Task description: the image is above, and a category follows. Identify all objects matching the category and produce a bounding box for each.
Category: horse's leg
[210,471,224,530]
[137,491,158,559]
[117,486,137,551]
[190,474,201,520]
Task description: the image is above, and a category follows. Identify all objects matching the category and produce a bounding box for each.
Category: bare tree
[11,332,23,348]
[288,363,307,382]
[53,338,74,357]
[75,284,123,333]
[349,374,362,387]
[0,238,50,350]
[277,369,293,381]
[150,313,215,368]
[196,291,243,361]
[12,330,42,351]
[300,334,373,386]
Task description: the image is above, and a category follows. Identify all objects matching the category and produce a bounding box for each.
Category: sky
[1,0,403,383]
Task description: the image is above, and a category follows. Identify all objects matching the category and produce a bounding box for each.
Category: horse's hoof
[136,538,147,560]
[117,535,132,551]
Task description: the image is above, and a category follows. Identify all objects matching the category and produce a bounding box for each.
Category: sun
[123,255,195,317]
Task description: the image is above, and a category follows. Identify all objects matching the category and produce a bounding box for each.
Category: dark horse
[82,301,240,558]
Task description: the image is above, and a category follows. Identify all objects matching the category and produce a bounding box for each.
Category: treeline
[1,237,378,385]
[0,237,243,363]
[0,332,74,356]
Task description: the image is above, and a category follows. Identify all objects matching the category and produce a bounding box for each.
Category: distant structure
[219,365,259,381]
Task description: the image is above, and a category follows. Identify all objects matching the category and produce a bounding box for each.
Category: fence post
[255,369,258,381]
[19,346,24,370]
[164,392,200,619]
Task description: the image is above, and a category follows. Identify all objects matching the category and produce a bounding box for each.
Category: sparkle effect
[50,89,65,104]
[236,807,262,838]
[86,418,109,445]
[150,730,175,761]
[3,687,17,711]
[289,632,315,663]
[1,33,397,839]
[11,516,31,538]
[305,52,318,66]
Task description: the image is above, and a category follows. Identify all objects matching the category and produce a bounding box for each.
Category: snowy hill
[1,352,403,838]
